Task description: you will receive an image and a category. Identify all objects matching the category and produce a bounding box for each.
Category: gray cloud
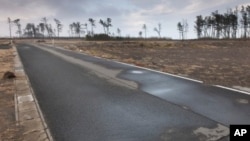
[84,3,125,18]
[128,0,190,10]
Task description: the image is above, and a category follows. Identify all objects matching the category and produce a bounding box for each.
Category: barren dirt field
[0,41,23,140]
[45,39,250,90]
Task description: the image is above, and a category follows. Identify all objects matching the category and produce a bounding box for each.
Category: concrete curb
[13,45,54,141]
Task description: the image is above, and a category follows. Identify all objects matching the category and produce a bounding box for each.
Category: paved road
[16,43,250,141]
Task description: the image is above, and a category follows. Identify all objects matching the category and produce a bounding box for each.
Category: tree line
[68,18,113,37]
[7,4,250,40]
[7,16,163,39]
[194,5,250,39]
[7,17,62,38]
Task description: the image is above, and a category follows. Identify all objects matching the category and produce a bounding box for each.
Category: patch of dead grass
[0,43,23,140]
[44,40,250,88]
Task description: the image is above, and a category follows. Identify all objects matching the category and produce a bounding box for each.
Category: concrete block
[18,95,34,104]
[20,119,44,135]
[18,102,37,112]
[19,109,40,121]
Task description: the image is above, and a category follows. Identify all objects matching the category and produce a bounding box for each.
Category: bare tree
[194,15,203,39]
[177,20,188,40]
[41,17,54,37]
[7,17,12,38]
[154,23,161,38]
[183,20,188,39]
[139,31,143,38]
[99,19,107,34]
[142,24,147,39]
[39,23,45,37]
[99,18,112,35]
[177,22,183,40]
[24,23,36,37]
[106,18,112,35]
[54,18,63,37]
[41,17,49,37]
[241,6,248,38]
[83,23,89,35]
[47,24,54,37]
[246,6,250,38]
[71,22,84,37]
[13,19,22,38]
[117,28,121,37]
[69,24,74,37]
[88,18,95,36]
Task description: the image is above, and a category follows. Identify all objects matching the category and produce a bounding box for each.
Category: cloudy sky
[0,0,249,39]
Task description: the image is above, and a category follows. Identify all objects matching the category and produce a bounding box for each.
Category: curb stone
[13,45,54,141]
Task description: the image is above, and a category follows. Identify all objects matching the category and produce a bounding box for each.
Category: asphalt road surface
[16,43,250,141]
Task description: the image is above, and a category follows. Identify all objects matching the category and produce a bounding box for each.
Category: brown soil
[47,39,250,88]
[0,41,23,141]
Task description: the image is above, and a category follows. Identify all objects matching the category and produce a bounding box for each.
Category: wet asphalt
[16,43,250,141]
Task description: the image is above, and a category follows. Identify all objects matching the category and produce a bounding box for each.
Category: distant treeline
[194,5,250,39]
[0,35,172,42]
[6,5,250,40]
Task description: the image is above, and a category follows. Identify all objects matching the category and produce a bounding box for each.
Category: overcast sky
[0,0,249,39]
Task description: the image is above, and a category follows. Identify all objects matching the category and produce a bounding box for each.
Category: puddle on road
[144,88,173,95]
[236,99,249,104]
[129,70,144,74]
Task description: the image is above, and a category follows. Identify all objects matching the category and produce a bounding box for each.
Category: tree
[47,24,54,37]
[153,23,161,38]
[13,19,22,38]
[183,20,189,39]
[212,11,223,38]
[54,18,63,37]
[39,23,45,37]
[142,24,147,39]
[139,31,143,38]
[7,17,12,38]
[69,24,74,37]
[231,8,238,38]
[71,22,84,37]
[99,18,112,35]
[117,28,121,37]
[88,18,95,36]
[17,23,22,37]
[241,6,248,38]
[24,23,35,37]
[246,6,250,38]
[194,15,203,39]
[31,23,37,37]
[195,8,240,39]
[73,22,80,37]
[177,20,188,40]
[40,17,54,37]
[41,17,49,37]
[36,25,40,35]
[83,23,89,35]
[99,19,107,34]
[177,22,183,40]
[106,18,112,35]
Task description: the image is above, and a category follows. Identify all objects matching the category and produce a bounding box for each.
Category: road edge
[13,44,54,141]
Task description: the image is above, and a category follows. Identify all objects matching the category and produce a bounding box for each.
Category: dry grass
[0,42,23,141]
[44,39,250,88]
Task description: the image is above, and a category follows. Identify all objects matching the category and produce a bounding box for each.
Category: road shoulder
[14,45,53,141]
